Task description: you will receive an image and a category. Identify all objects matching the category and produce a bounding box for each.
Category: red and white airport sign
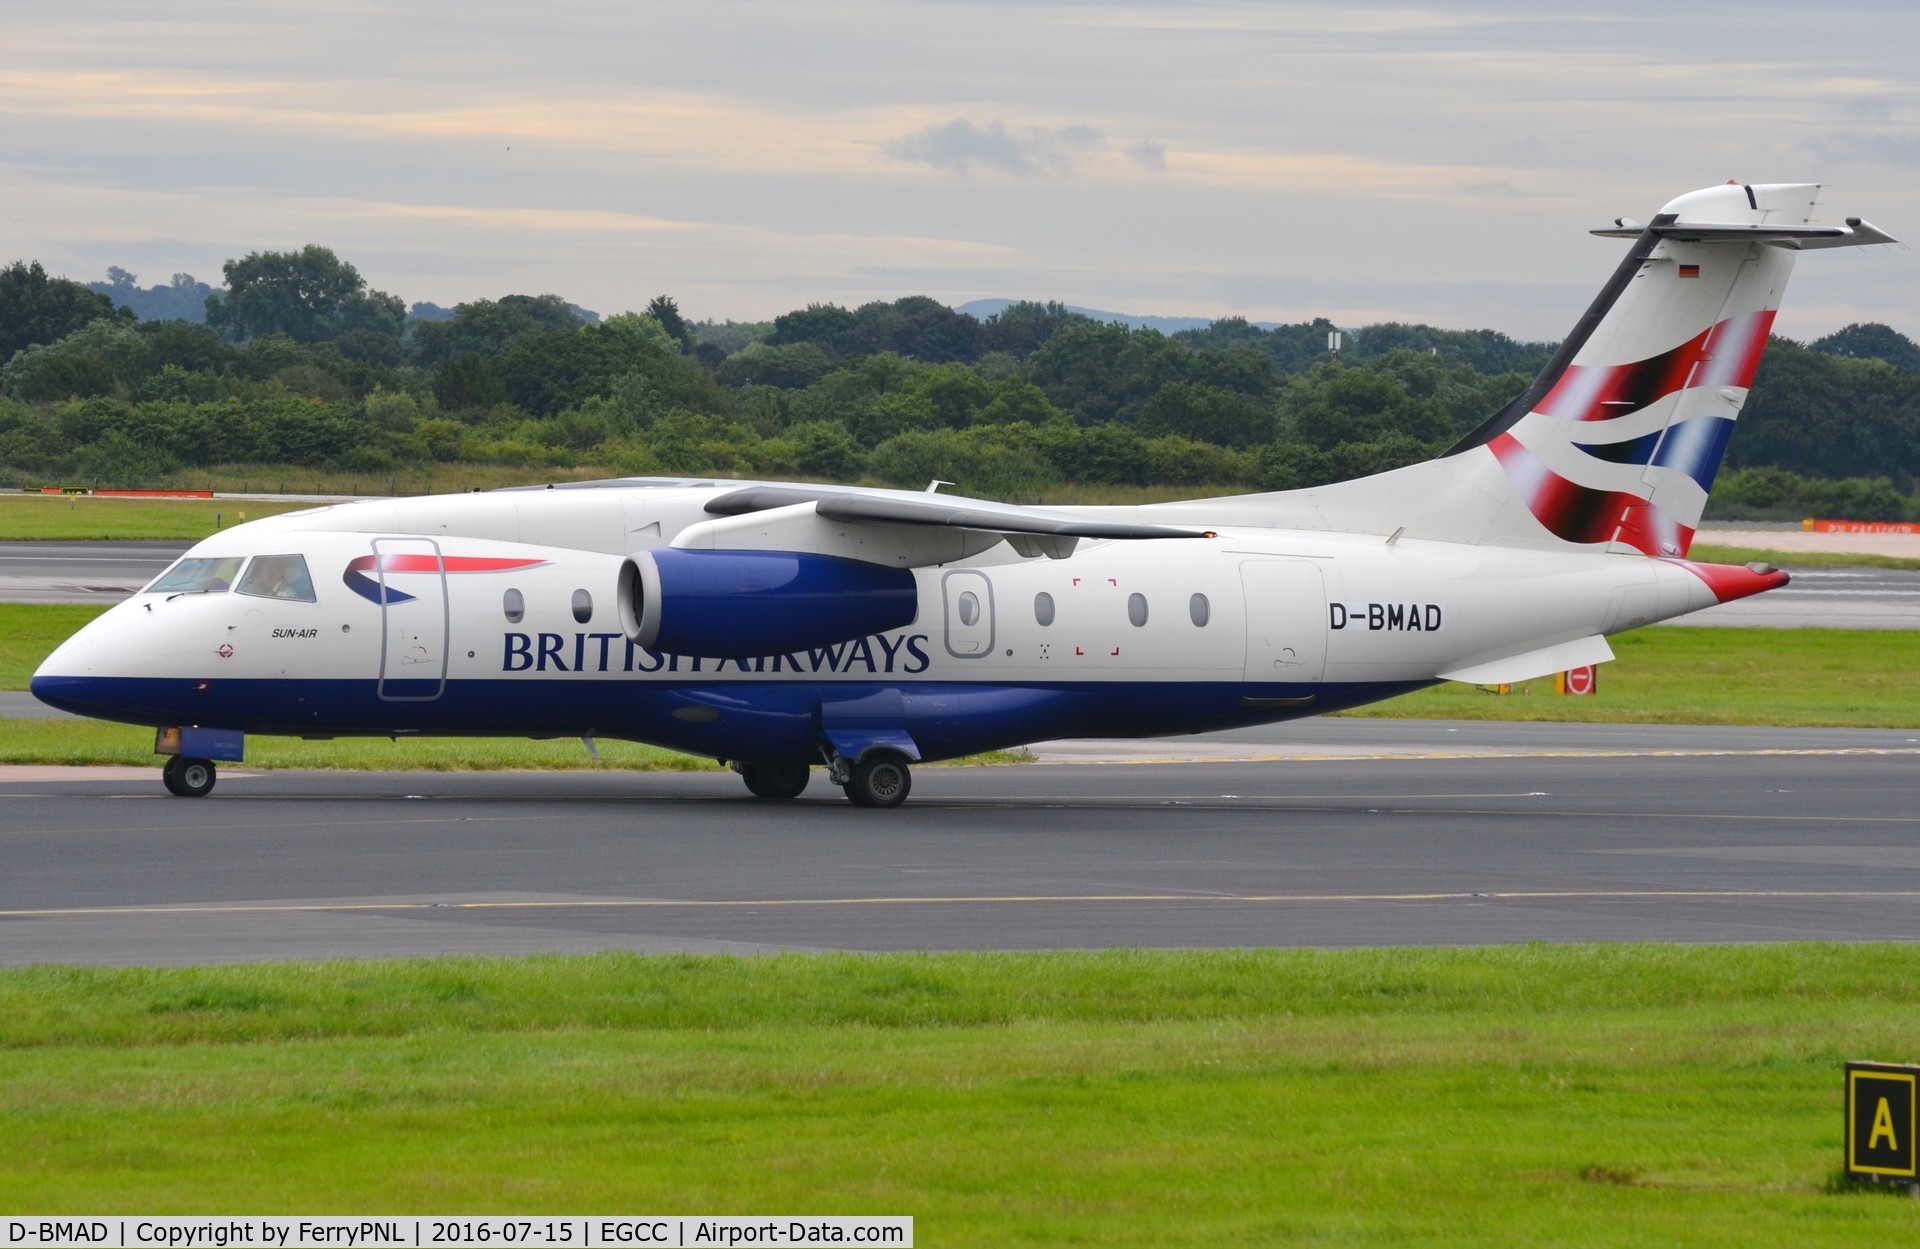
[1557,666,1597,697]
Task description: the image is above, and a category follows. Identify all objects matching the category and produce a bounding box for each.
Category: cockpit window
[237,554,317,603]
[147,556,247,595]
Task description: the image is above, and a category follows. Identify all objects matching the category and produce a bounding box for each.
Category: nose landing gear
[162,756,217,797]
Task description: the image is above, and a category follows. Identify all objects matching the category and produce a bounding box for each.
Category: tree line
[4,249,1920,519]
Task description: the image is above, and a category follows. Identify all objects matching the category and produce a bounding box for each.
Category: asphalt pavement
[0,540,188,604]
[3,730,1917,963]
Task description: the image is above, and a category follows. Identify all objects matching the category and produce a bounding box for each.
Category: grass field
[1688,542,1920,572]
[0,493,315,540]
[1337,625,1920,727]
[1,946,1915,1241]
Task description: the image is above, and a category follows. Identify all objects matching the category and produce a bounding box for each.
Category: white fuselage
[33,482,1732,764]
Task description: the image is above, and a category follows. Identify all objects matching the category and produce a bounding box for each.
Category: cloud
[1808,131,1920,167]
[1125,141,1167,172]
[884,118,1133,178]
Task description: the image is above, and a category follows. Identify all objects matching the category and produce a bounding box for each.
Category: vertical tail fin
[1446,182,1899,555]
[1168,184,1895,552]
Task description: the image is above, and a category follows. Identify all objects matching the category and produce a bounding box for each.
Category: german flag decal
[1678,264,1700,279]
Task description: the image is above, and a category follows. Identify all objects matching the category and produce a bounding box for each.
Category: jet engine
[622,548,919,659]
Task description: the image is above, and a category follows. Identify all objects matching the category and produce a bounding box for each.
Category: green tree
[646,295,695,351]
[788,420,861,479]
[769,303,860,355]
[433,354,510,413]
[848,296,983,363]
[1810,322,1920,374]
[980,301,1084,358]
[205,246,405,347]
[715,341,832,390]
[409,294,584,368]
[0,261,131,364]
[1137,381,1276,448]
[0,319,154,401]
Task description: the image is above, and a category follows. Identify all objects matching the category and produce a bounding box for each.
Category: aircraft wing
[706,484,1204,539]
[680,485,1210,565]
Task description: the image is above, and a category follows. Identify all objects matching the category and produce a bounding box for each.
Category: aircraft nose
[30,618,107,715]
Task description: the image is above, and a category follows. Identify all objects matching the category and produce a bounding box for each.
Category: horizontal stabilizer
[1591,218,1896,249]
[1438,634,1614,685]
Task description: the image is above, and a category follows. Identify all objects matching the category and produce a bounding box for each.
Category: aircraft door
[1240,560,1327,686]
[373,537,450,701]
[942,570,995,658]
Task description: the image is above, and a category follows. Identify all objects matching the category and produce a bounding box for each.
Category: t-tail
[1167,182,1896,552]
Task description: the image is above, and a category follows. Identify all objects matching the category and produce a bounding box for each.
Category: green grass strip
[0,603,108,688]
[0,494,314,540]
[1689,542,1920,571]
[1337,624,1920,726]
[1,946,1917,1240]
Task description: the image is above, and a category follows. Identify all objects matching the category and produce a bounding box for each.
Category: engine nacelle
[623,549,919,659]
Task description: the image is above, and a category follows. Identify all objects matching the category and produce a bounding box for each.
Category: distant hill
[955,298,1284,335]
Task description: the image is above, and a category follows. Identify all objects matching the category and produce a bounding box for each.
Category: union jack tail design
[1446,182,1890,556]
[1231,183,1895,557]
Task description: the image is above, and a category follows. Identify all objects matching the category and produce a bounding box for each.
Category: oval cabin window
[1127,592,1148,627]
[503,588,525,624]
[572,589,593,624]
[1190,592,1210,627]
[958,590,980,627]
[1034,592,1055,626]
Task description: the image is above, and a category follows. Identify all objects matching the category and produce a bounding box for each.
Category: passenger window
[503,588,525,624]
[572,589,593,624]
[236,554,316,602]
[1190,592,1210,627]
[958,590,980,627]
[1127,592,1148,627]
[1034,591,1055,626]
[148,556,246,595]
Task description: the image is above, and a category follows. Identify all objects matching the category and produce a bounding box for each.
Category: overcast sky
[5,1,1917,340]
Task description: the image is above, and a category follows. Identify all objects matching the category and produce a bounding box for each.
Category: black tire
[162,756,216,798]
[845,752,911,809]
[741,761,810,801]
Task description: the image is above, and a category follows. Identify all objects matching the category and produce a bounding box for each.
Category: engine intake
[623,549,919,659]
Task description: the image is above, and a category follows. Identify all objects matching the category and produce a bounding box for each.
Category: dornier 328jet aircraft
[32,183,1895,806]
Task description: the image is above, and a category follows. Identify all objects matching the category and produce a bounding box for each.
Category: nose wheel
[162,756,217,798]
[842,751,912,809]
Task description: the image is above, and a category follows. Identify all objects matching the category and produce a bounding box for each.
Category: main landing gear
[162,756,217,798]
[834,750,912,809]
[732,750,914,808]
[736,760,811,801]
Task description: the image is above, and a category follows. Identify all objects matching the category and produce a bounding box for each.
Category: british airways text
[501,632,933,674]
